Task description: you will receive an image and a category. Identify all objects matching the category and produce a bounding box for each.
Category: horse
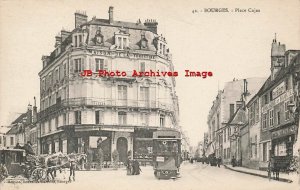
[45,153,87,182]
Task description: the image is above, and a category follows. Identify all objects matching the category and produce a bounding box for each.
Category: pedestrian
[132,160,141,175]
[112,149,119,170]
[126,160,133,175]
[86,147,93,170]
[217,157,222,168]
[96,138,104,170]
[0,163,8,182]
[231,156,236,167]
[298,148,300,185]
[69,158,76,182]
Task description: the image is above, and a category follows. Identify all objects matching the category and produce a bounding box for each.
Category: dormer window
[155,35,167,56]
[73,33,85,47]
[115,28,129,50]
[140,34,148,50]
[93,29,104,45]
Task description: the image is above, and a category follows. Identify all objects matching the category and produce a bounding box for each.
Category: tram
[152,128,181,179]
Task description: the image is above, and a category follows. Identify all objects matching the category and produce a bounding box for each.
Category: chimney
[27,103,33,125]
[33,97,37,123]
[75,11,88,28]
[144,19,158,34]
[61,30,71,42]
[55,35,62,48]
[108,6,114,24]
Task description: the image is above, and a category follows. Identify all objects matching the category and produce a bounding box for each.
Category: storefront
[133,128,156,164]
[271,124,296,170]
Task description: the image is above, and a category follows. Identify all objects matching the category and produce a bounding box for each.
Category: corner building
[38,7,179,163]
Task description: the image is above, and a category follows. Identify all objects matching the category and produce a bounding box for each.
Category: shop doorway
[117,137,128,163]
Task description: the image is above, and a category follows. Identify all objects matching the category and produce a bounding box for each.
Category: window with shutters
[118,85,127,100]
[140,62,145,72]
[160,114,165,127]
[141,113,149,125]
[95,110,103,124]
[73,34,83,47]
[118,112,127,125]
[63,63,67,77]
[75,111,81,124]
[262,113,268,129]
[269,110,274,127]
[55,68,59,82]
[255,100,259,123]
[55,117,58,130]
[140,87,149,102]
[95,58,104,72]
[74,58,83,73]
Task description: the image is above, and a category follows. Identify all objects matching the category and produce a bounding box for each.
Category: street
[1,162,298,190]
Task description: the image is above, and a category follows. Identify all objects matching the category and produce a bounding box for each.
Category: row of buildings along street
[0,7,191,166]
[201,38,300,171]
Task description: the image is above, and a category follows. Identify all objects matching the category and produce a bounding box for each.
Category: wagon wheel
[31,168,46,182]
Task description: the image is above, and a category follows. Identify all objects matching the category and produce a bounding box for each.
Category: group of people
[126,159,142,175]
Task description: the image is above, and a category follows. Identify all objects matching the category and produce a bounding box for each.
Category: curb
[223,165,293,183]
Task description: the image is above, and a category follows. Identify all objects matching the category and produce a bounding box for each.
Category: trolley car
[152,128,181,179]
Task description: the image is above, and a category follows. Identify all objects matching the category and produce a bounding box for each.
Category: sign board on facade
[156,156,164,162]
[262,89,294,113]
[271,125,296,139]
[272,81,285,99]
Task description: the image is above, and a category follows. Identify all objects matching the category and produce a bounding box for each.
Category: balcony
[39,98,174,120]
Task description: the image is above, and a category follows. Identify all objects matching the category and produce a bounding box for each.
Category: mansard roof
[87,19,149,30]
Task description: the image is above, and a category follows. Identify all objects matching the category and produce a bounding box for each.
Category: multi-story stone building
[207,78,265,164]
[256,38,300,170]
[38,7,179,163]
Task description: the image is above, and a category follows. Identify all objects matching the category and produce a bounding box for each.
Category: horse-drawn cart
[0,148,86,183]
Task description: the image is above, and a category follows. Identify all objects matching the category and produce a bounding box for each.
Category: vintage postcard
[0,0,299,190]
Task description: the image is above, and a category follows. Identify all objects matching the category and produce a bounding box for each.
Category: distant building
[206,78,266,164]
[38,7,179,162]
[0,126,10,148]
[5,98,38,153]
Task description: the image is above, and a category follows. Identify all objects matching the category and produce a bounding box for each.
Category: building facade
[207,37,300,171]
[38,7,179,163]
[207,78,265,164]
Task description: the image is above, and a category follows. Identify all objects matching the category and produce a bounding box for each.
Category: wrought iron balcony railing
[39,98,174,119]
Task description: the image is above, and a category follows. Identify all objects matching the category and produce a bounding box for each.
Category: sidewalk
[224,165,298,183]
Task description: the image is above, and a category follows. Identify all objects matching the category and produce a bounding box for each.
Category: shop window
[275,142,287,156]
[263,143,267,162]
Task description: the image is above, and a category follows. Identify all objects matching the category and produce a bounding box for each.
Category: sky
[0,0,300,147]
